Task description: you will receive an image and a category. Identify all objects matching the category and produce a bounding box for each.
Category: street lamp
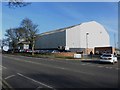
[86,32,89,54]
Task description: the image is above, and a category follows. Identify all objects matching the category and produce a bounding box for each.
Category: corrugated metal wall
[35,30,66,49]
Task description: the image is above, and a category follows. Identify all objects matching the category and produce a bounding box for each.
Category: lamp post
[114,33,116,51]
[86,32,89,54]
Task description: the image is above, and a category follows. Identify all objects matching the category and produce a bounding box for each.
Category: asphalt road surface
[1,54,119,89]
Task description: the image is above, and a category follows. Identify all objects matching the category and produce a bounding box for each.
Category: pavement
[1,54,119,89]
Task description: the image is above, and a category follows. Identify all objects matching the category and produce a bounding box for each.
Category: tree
[15,27,27,41]
[5,28,19,53]
[4,18,39,55]
[21,18,39,56]
[8,0,31,8]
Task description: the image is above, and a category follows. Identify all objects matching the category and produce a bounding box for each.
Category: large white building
[35,21,110,53]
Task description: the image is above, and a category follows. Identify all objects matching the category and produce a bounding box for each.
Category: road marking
[98,66,104,68]
[81,64,86,65]
[105,67,112,69]
[36,86,42,89]
[88,64,95,67]
[105,67,109,68]
[60,67,65,70]
[0,65,7,69]
[108,67,113,69]
[86,63,91,65]
[81,63,91,65]
[17,73,54,89]
[5,75,16,80]
[115,68,119,70]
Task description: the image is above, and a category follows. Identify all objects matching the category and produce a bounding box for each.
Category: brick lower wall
[54,52,76,57]
[84,48,94,54]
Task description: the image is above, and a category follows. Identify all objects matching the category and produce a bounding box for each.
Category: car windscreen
[102,55,111,57]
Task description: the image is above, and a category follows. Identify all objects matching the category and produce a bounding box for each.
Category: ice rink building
[35,21,110,53]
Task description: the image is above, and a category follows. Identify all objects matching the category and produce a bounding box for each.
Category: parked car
[34,50,40,54]
[51,50,60,53]
[19,49,25,53]
[100,54,118,64]
[38,50,47,54]
[26,49,33,53]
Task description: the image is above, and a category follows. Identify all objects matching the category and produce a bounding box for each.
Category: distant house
[9,39,30,50]
[35,21,110,54]
[18,41,30,50]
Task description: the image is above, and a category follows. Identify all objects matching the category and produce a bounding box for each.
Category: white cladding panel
[66,21,110,49]
[66,25,81,48]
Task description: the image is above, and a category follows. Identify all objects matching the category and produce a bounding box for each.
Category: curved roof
[39,21,108,36]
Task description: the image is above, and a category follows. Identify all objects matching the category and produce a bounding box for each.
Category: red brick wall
[54,52,76,57]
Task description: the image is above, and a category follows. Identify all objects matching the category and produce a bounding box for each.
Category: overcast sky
[2,2,118,47]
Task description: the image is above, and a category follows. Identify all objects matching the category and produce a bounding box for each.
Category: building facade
[35,21,110,53]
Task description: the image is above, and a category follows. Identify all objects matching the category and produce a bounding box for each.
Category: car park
[100,54,117,64]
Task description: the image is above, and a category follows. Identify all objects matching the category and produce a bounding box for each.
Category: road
[1,54,119,89]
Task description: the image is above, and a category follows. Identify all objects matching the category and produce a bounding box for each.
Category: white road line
[108,67,113,69]
[98,66,104,68]
[115,68,119,70]
[105,67,110,69]
[88,64,95,67]
[86,63,91,65]
[36,86,42,89]
[17,73,53,89]
[60,67,65,70]
[0,65,7,69]
[105,67,108,68]
[81,64,86,65]
[5,75,16,80]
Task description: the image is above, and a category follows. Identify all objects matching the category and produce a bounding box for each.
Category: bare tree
[5,28,19,53]
[15,27,27,41]
[5,18,39,55]
[21,18,39,56]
